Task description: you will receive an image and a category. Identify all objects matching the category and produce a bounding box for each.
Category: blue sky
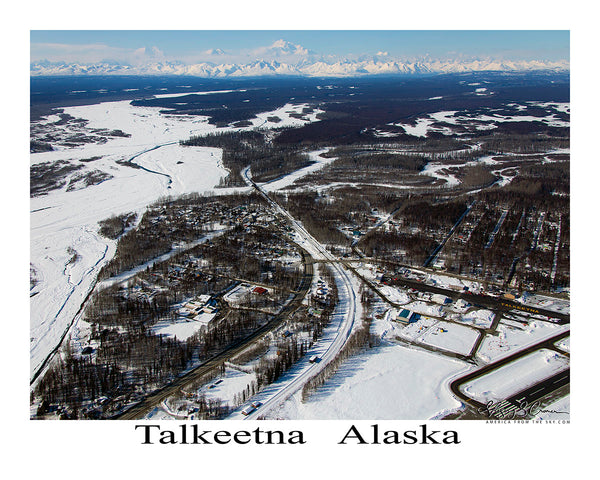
[30,30,570,65]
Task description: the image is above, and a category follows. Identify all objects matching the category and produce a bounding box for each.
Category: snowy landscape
[30,94,324,379]
[30,67,569,423]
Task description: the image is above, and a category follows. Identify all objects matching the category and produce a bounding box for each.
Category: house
[394,309,411,325]
[252,286,268,295]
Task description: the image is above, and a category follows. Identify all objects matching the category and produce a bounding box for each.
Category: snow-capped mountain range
[30,39,569,77]
[29,57,570,77]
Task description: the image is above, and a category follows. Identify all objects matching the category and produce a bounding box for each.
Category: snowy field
[264,342,473,420]
[390,103,569,138]
[555,336,570,353]
[462,348,569,404]
[476,318,568,362]
[145,367,257,420]
[30,95,324,380]
[261,149,335,192]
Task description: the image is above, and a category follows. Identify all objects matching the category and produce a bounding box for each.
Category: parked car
[241,405,256,416]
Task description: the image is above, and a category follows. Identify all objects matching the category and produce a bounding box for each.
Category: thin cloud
[173,40,317,65]
[30,42,166,65]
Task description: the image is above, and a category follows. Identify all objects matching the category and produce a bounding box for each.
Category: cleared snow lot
[378,285,410,305]
[395,313,479,356]
[420,320,480,356]
[398,316,439,342]
[449,308,495,328]
[404,300,444,317]
[151,316,214,341]
[477,318,568,362]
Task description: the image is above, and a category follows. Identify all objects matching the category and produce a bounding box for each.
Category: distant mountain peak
[204,48,226,56]
[268,39,310,56]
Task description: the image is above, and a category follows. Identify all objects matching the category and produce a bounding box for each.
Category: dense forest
[181,130,312,185]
